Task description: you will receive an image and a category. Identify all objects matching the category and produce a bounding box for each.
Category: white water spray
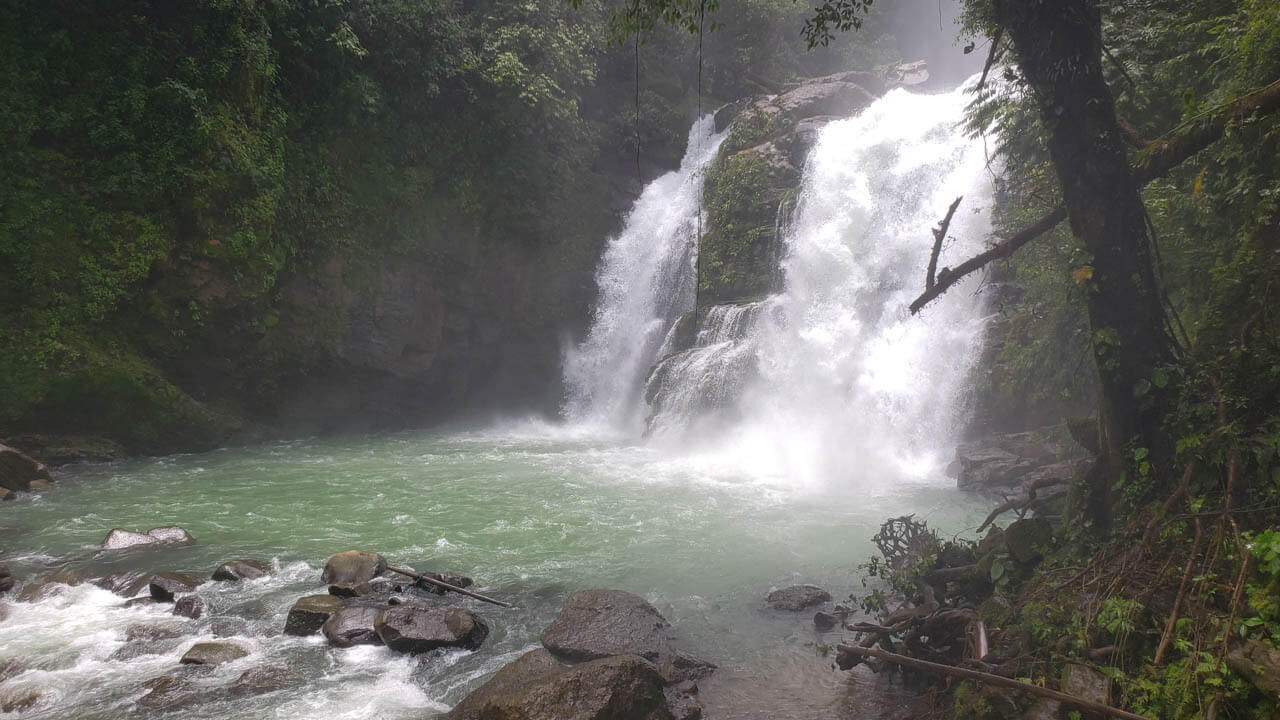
[723,81,996,487]
[570,79,995,488]
[561,117,728,430]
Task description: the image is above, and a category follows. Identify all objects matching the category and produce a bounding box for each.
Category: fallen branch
[977,475,1067,533]
[926,197,964,291]
[1154,516,1201,666]
[909,76,1280,315]
[387,564,513,608]
[835,645,1155,720]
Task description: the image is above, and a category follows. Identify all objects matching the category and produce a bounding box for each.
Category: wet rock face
[765,585,831,612]
[179,642,249,666]
[100,526,196,550]
[283,594,345,636]
[212,559,270,582]
[375,606,489,653]
[0,443,53,493]
[322,606,383,648]
[149,573,205,602]
[321,550,387,594]
[541,589,674,664]
[447,649,674,720]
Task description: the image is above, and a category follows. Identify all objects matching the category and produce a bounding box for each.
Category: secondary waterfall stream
[0,81,994,720]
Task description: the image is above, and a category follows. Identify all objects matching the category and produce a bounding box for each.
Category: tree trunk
[995,0,1174,528]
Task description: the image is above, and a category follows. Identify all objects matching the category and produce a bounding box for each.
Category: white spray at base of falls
[567,79,994,489]
[561,116,728,430]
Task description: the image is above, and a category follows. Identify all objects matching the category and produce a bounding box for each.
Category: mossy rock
[19,359,235,455]
[698,148,800,306]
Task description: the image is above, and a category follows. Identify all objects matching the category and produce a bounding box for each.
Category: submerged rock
[322,605,383,648]
[0,443,53,493]
[127,624,184,643]
[149,573,204,602]
[212,559,271,582]
[375,606,489,653]
[321,550,387,594]
[0,564,12,594]
[447,649,673,720]
[284,594,344,636]
[0,658,29,683]
[137,675,195,711]
[0,688,41,714]
[232,665,293,696]
[101,526,196,550]
[765,585,831,611]
[173,595,204,619]
[179,641,248,666]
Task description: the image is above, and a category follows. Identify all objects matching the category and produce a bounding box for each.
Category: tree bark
[995,0,1174,528]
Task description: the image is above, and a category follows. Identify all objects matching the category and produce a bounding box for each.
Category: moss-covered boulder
[698,72,880,308]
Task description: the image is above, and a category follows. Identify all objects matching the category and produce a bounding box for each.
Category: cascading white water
[719,79,996,487]
[566,79,993,490]
[561,117,728,430]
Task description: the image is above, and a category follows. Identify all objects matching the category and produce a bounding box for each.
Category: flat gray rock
[765,585,831,611]
[540,589,673,664]
[179,642,248,666]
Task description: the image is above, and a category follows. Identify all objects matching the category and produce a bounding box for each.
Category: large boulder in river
[321,550,387,593]
[284,594,344,636]
[212,559,270,582]
[149,573,204,602]
[100,526,196,551]
[375,606,489,653]
[447,649,673,720]
[322,606,383,648]
[766,584,831,611]
[0,444,52,493]
[541,589,672,663]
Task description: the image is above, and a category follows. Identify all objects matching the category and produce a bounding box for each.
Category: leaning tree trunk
[995,0,1174,528]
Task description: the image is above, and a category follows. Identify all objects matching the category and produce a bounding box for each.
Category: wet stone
[375,606,490,654]
[212,559,271,582]
[149,573,204,602]
[322,605,383,648]
[765,585,831,611]
[173,595,204,620]
[232,664,293,696]
[284,594,345,636]
[179,641,249,666]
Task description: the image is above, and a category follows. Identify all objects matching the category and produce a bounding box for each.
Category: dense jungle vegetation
[0,0,891,453]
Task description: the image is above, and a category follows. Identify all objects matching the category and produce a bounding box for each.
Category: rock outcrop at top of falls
[699,63,929,308]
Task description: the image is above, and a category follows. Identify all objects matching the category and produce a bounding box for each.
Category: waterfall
[566,79,993,487]
[723,80,995,485]
[561,116,727,429]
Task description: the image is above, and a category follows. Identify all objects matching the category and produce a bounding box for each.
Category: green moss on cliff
[698,148,799,305]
